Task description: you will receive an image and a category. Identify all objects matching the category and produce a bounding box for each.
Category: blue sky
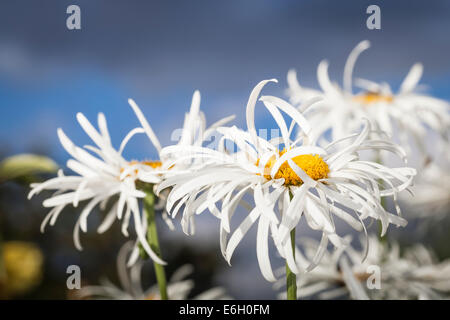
[1,0,449,163]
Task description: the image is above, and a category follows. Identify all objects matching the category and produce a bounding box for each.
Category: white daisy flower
[287,40,450,157]
[126,91,234,234]
[28,112,166,265]
[157,79,416,282]
[77,242,231,300]
[275,236,450,300]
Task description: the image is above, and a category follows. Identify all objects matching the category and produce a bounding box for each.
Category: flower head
[158,79,416,282]
[28,112,166,265]
[287,40,450,158]
[0,241,43,297]
[275,236,450,300]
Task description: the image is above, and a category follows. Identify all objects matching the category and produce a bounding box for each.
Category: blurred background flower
[0,241,44,298]
[76,241,230,300]
[274,236,450,300]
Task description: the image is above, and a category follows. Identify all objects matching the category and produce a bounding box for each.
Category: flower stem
[286,227,297,300]
[143,189,169,300]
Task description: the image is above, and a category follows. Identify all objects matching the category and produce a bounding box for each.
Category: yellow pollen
[140,160,163,169]
[119,160,163,178]
[256,151,329,186]
[353,92,393,105]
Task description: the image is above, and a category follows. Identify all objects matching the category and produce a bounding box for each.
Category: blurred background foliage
[0,152,223,299]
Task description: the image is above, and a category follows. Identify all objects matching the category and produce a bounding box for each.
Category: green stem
[143,189,169,300]
[286,228,297,300]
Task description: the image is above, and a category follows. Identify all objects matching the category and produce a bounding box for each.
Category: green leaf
[0,154,58,182]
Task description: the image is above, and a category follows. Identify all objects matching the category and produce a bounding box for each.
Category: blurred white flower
[28,92,234,266]
[158,79,415,282]
[275,235,450,300]
[402,160,450,221]
[287,40,450,158]
[77,242,230,300]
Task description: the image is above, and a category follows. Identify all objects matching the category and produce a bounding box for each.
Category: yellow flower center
[119,160,163,178]
[140,161,163,169]
[353,92,393,105]
[257,151,329,186]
